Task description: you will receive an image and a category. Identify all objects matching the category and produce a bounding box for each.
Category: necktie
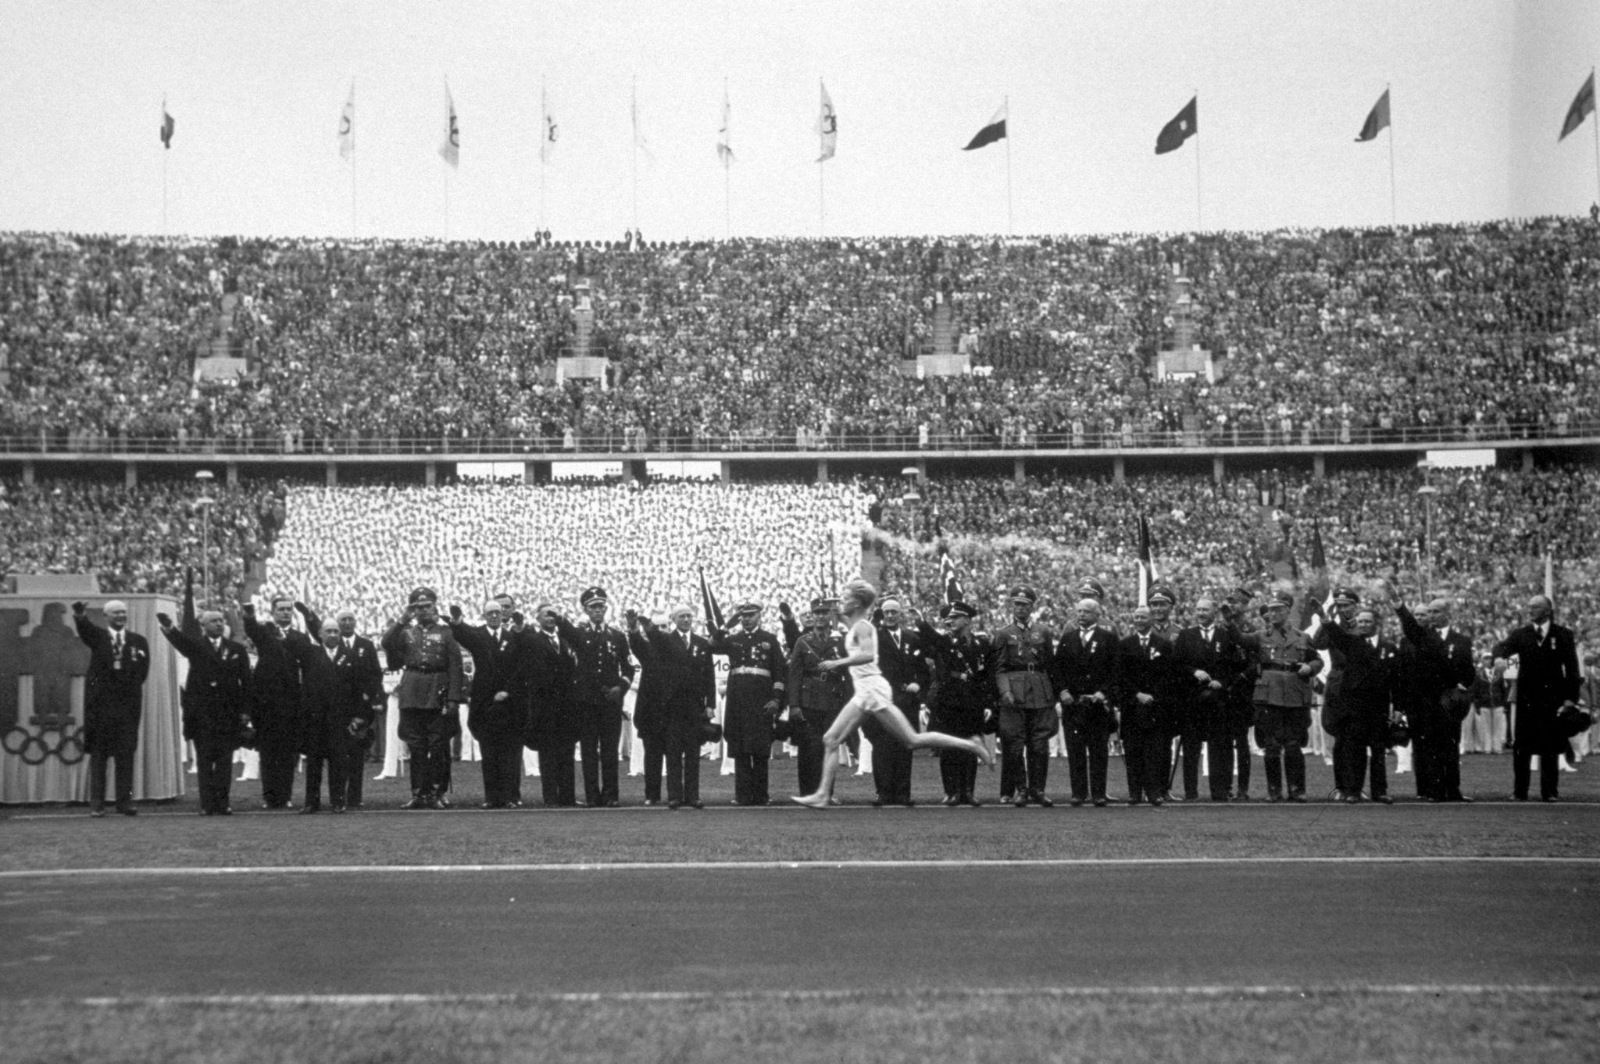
[328,646,338,661]
[683,632,692,650]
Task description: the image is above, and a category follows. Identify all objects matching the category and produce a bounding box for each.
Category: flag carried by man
[439,83,459,167]
[937,543,963,605]
[817,80,837,161]
[1355,88,1390,142]
[697,565,726,632]
[963,102,1007,150]
[1155,95,1197,154]
[338,83,355,159]
[160,100,175,149]
[1136,516,1158,606]
[1559,71,1595,141]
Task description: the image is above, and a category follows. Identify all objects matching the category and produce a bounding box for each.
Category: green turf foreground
[6,989,1597,1064]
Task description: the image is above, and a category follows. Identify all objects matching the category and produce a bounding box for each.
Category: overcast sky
[2,0,1595,241]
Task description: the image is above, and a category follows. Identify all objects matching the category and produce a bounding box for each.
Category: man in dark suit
[242,596,311,809]
[450,600,534,809]
[159,608,252,815]
[553,587,635,807]
[785,598,850,800]
[1117,605,1172,806]
[869,597,926,806]
[1170,595,1245,802]
[916,602,991,806]
[526,603,579,806]
[629,605,716,809]
[71,599,151,816]
[292,619,374,813]
[1314,603,1400,803]
[1493,594,1583,801]
[1052,596,1119,807]
[1393,589,1476,802]
[332,608,385,807]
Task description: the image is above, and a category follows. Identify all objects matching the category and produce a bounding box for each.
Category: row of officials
[69,573,1584,817]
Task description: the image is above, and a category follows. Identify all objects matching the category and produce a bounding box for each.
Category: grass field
[5,751,1598,1063]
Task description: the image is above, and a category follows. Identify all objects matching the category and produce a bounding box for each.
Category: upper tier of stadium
[3,218,1596,452]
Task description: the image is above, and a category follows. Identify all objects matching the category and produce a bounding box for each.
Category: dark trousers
[1170,727,1204,799]
[997,704,1057,798]
[256,726,299,807]
[304,731,362,809]
[1207,707,1253,799]
[939,749,978,800]
[794,725,825,797]
[1121,711,1166,802]
[733,754,770,804]
[479,734,524,806]
[399,706,456,798]
[1513,749,1561,800]
[640,735,666,802]
[663,729,701,806]
[348,737,370,806]
[87,714,140,810]
[536,741,578,805]
[863,714,913,803]
[1255,704,1310,798]
[577,701,622,804]
[194,738,234,813]
[1413,712,1462,798]
[1062,713,1111,802]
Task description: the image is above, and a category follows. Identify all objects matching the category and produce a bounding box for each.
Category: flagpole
[723,77,731,240]
[1592,67,1599,207]
[819,161,826,237]
[1004,95,1014,236]
[1386,83,1398,227]
[161,95,168,234]
[631,76,640,233]
[1193,89,1203,231]
[539,81,547,232]
[443,171,450,241]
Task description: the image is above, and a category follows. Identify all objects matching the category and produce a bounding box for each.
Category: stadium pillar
[124,463,138,489]
[1112,456,1125,484]
[1212,455,1225,485]
[1521,449,1535,472]
[21,461,34,486]
[624,460,646,485]
[1312,453,1325,480]
[225,463,239,488]
[425,462,438,487]
[816,459,829,485]
[325,463,338,488]
[719,460,732,482]
[523,461,551,484]
[1013,458,1025,483]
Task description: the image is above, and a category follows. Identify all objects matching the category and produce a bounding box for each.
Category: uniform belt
[1261,662,1299,673]
[407,666,447,674]
[731,667,772,678]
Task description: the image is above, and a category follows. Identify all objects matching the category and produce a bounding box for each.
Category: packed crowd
[3,217,1596,446]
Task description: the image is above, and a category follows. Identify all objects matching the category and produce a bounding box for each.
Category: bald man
[72,599,150,816]
[1394,591,1476,802]
[1493,595,1583,802]
[158,608,252,815]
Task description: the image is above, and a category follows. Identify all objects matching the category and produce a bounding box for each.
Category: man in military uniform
[381,588,466,810]
[916,602,991,806]
[1170,595,1245,802]
[552,587,635,807]
[1215,586,1261,799]
[242,596,312,809]
[158,608,252,815]
[72,599,151,817]
[1053,596,1120,807]
[869,597,927,806]
[990,587,1058,807]
[711,602,787,805]
[786,597,850,799]
[1238,589,1322,802]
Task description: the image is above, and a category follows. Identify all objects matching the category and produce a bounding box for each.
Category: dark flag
[1309,519,1327,572]
[1155,96,1197,154]
[180,565,200,638]
[1559,71,1595,142]
[937,543,962,605]
[963,103,1007,151]
[160,106,175,149]
[1137,515,1158,606]
[1355,88,1390,142]
[697,565,726,632]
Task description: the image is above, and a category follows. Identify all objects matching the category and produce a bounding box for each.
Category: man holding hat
[1052,596,1120,807]
[1237,588,1322,802]
[382,588,466,810]
[990,586,1058,807]
[786,597,850,799]
[552,587,635,807]
[72,599,150,816]
[916,602,992,805]
[1492,593,1583,802]
[711,602,787,805]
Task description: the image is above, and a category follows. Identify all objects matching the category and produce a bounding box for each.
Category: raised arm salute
[72,600,150,817]
[381,588,466,811]
[157,609,251,816]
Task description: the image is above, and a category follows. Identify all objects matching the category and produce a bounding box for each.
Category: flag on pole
[338,83,355,159]
[180,566,200,638]
[1355,88,1390,142]
[697,565,726,632]
[1137,516,1158,607]
[1309,518,1327,572]
[1559,71,1595,141]
[963,102,1008,150]
[631,82,652,159]
[541,95,559,163]
[937,543,962,605]
[717,86,734,166]
[160,101,175,149]
[1155,95,1197,155]
[439,83,460,167]
[817,81,837,161]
